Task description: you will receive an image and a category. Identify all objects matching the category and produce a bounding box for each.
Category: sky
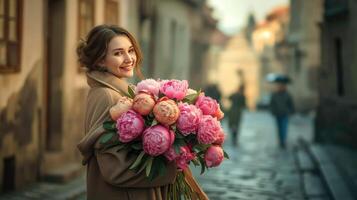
[207,0,289,35]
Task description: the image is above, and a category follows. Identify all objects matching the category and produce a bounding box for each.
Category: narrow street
[0,111,338,200]
[192,110,329,200]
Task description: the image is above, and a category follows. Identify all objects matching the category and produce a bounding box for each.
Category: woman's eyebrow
[112,46,134,52]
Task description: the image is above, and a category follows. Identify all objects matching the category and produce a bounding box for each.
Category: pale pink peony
[164,147,179,161]
[153,98,180,126]
[176,146,196,171]
[160,79,188,100]
[213,104,224,120]
[143,125,175,156]
[213,130,225,145]
[135,79,160,97]
[204,145,224,167]
[176,103,202,135]
[186,88,197,96]
[197,115,222,144]
[195,93,219,116]
[132,92,156,115]
[109,96,133,120]
[116,110,145,143]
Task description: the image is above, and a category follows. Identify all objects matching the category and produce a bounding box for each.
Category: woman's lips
[120,65,133,71]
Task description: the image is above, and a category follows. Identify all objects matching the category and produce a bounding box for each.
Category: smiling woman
[99,36,137,78]
[76,25,179,200]
[75,24,208,200]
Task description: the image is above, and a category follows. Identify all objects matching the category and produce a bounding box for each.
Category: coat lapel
[87,71,129,96]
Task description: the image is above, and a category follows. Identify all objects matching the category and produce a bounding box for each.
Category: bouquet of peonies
[101,79,228,200]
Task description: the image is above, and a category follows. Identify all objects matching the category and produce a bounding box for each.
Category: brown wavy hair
[77,24,143,79]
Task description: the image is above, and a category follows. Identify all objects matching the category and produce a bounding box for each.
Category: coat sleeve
[95,143,177,188]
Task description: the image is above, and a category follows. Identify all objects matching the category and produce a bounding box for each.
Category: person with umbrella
[267,74,295,149]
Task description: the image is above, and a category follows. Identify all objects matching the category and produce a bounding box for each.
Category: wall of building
[0,0,45,190]
[315,0,357,147]
[287,0,323,112]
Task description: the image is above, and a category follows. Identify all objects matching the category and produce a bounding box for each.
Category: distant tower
[245,12,256,44]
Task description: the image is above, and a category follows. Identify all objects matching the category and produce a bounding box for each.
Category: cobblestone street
[0,111,334,200]
[191,110,324,200]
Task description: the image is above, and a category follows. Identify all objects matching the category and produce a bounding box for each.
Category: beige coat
[78,71,176,200]
[77,71,208,200]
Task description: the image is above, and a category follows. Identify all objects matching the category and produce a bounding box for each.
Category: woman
[76,25,207,200]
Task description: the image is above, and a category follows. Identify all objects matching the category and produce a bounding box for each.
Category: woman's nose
[124,52,132,62]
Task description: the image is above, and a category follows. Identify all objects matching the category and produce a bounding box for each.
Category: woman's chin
[119,70,134,78]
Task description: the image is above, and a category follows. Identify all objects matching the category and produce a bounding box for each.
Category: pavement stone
[192,111,324,200]
[0,111,335,200]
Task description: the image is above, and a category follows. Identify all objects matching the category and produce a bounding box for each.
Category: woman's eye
[114,51,123,56]
[129,49,135,54]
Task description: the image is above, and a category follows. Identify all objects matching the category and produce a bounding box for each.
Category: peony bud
[153,98,180,126]
[204,145,224,167]
[132,92,156,115]
[109,96,133,120]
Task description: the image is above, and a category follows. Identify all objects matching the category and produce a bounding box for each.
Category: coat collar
[87,70,129,96]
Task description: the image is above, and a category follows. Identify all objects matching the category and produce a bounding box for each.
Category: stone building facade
[287,0,323,113]
[315,0,357,148]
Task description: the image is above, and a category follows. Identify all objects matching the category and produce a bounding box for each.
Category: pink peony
[132,92,156,115]
[195,93,219,116]
[197,115,222,144]
[109,96,133,120]
[135,79,160,97]
[164,147,179,161]
[116,110,145,143]
[176,146,196,171]
[160,79,188,100]
[204,145,224,167]
[153,98,180,126]
[143,125,175,156]
[176,103,202,135]
[213,130,225,145]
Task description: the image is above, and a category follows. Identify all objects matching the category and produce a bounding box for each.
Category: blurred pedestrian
[227,85,246,146]
[269,83,295,149]
[204,83,222,104]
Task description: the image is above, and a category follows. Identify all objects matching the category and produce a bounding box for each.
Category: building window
[0,0,22,73]
[78,0,94,39]
[334,37,344,96]
[105,0,119,25]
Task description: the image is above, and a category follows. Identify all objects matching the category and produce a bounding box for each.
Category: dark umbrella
[266,73,291,84]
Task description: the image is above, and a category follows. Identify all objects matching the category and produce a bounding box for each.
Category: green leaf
[191,158,200,166]
[157,158,167,177]
[193,144,211,152]
[131,142,143,150]
[223,150,230,159]
[100,132,115,144]
[128,85,136,98]
[145,157,154,177]
[158,92,165,99]
[103,121,116,131]
[198,157,206,174]
[129,151,145,170]
[151,119,159,126]
[175,132,184,139]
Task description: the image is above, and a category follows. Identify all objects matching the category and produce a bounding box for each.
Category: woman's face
[101,35,137,78]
